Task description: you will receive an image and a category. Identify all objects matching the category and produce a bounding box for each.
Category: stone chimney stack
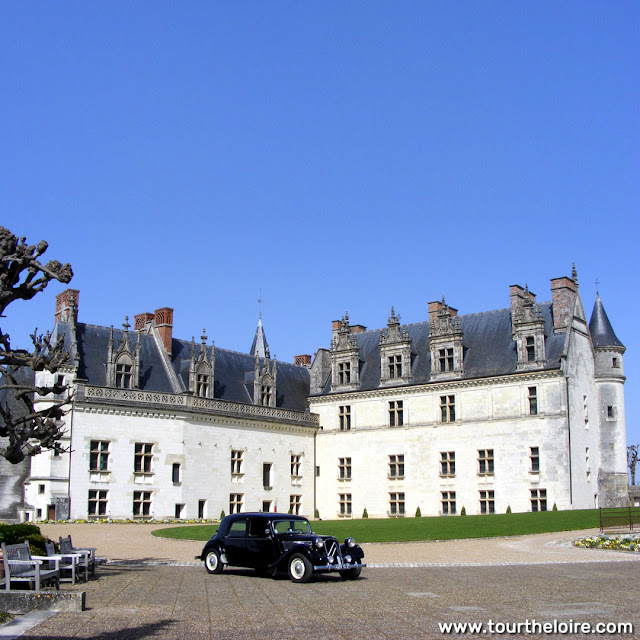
[134,312,155,332]
[428,300,458,322]
[154,307,174,356]
[510,285,536,317]
[55,289,80,324]
[294,354,312,367]
[550,276,577,332]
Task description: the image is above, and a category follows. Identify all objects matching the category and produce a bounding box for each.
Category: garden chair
[59,535,96,576]
[45,541,87,583]
[1,541,60,592]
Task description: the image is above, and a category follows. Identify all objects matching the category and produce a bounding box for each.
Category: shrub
[415,506,422,518]
[460,506,466,516]
[219,510,225,520]
[362,508,369,519]
[314,509,320,520]
[0,524,52,556]
[553,503,558,511]
[506,505,511,514]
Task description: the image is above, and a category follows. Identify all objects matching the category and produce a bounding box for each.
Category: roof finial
[123,316,130,333]
[595,277,600,297]
[572,262,578,285]
[201,328,207,345]
[258,288,263,321]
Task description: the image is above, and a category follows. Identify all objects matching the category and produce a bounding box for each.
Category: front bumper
[313,562,366,572]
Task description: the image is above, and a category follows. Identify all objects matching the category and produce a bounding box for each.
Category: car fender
[268,542,315,570]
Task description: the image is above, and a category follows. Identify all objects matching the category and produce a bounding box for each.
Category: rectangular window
[196,373,209,397]
[263,463,272,488]
[291,454,302,478]
[172,463,181,484]
[389,454,405,478]
[526,336,536,362]
[133,490,152,518]
[115,362,133,388]
[338,361,351,384]
[438,347,454,372]
[528,386,538,416]
[38,484,45,494]
[261,385,272,406]
[530,447,540,473]
[530,488,547,512]
[612,357,619,368]
[339,405,351,431]
[262,501,271,512]
[478,449,494,475]
[441,491,456,515]
[338,457,352,480]
[231,450,243,475]
[607,405,615,418]
[229,493,243,514]
[388,354,402,378]
[134,443,153,474]
[389,400,403,427]
[389,492,405,516]
[440,451,455,477]
[175,504,184,519]
[339,493,352,517]
[88,489,108,518]
[289,494,302,515]
[440,395,456,423]
[480,490,495,514]
[198,500,206,519]
[90,440,109,471]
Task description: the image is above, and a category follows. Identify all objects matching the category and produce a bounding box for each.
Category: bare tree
[628,445,639,486]
[0,226,73,463]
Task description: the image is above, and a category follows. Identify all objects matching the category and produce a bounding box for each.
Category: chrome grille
[326,539,341,563]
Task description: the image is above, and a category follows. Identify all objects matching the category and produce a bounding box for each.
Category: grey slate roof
[317,302,566,395]
[54,322,310,412]
[589,296,624,349]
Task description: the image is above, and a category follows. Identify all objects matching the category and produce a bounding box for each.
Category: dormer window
[438,348,454,372]
[338,362,351,385]
[106,317,141,389]
[254,355,277,406]
[380,307,412,386]
[526,336,536,362]
[429,299,464,381]
[261,385,272,406]
[330,313,361,391]
[189,331,215,399]
[388,355,402,378]
[115,360,133,388]
[511,285,546,370]
[196,372,210,397]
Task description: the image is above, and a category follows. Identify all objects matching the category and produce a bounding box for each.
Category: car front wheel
[204,548,224,574]
[339,566,361,580]
[288,553,312,583]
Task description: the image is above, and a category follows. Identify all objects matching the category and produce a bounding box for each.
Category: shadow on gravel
[21,619,177,640]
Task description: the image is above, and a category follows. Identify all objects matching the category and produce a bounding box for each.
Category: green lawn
[151,509,600,543]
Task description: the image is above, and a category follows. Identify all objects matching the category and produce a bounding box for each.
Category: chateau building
[16,268,628,522]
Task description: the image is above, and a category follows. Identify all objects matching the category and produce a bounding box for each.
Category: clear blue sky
[2,2,638,444]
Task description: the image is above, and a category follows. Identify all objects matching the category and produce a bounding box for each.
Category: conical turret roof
[250,316,270,359]
[589,295,624,349]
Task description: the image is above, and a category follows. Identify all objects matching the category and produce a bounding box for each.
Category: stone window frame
[339,493,352,517]
[530,447,540,474]
[388,454,405,479]
[262,462,273,489]
[389,400,404,427]
[338,361,351,385]
[530,488,547,512]
[389,492,405,517]
[88,489,108,519]
[290,454,302,479]
[195,368,211,398]
[606,405,616,420]
[289,494,302,516]
[229,493,243,514]
[528,386,538,416]
[339,405,352,431]
[231,450,244,476]
[115,355,134,389]
[338,457,352,480]
[172,462,181,485]
[478,449,494,476]
[441,491,456,515]
[440,451,455,477]
[90,440,110,472]
[133,490,152,518]
[134,442,153,475]
[479,490,495,514]
[440,395,456,423]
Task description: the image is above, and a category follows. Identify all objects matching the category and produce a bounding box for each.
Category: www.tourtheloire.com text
[438,619,634,635]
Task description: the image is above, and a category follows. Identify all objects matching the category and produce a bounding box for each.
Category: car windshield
[272,518,312,535]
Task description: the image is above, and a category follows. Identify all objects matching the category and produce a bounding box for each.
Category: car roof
[224,512,308,521]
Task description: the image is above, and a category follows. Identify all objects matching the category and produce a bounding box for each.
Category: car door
[245,517,278,568]
[223,518,250,567]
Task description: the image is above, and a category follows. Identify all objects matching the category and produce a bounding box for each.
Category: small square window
[607,406,615,419]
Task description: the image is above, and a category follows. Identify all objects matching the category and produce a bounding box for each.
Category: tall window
[339,405,351,431]
[88,490,108,518]
[480,490,495,514]
[229,493,243,514]
[133,491,152,518]
[388,354,402,378]
[339,493,352,517]
[440,451,455,477]
[441,491,456,515]
[289,495,302,515]
[338,361,351,385]
[389,492,405,516]
[260,384,272,406]
[134,443,153,473]
[196,373,210,397]
[528,386,538,416]
[291,454,302,478]
[530,447,540,473]
[478,449,494,475]
[389,454,405,478]
[438,348,454,372]
[339,457,352,480]
[389,400,403,427]
[231,450,243,476]
[90,441,109,471]
[526,336,536,362]
[115,360,133,388]
[263,463,272,488]
[440,395,456,423]
[530,488,547,512]
[172,463,181,484]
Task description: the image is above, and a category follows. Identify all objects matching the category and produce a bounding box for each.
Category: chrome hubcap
[291,559,304,578]
[206,553,218,570]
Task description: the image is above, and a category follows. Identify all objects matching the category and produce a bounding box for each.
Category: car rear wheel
[204,548,224,574]
[339,566,361,580]
[288,553,312,583]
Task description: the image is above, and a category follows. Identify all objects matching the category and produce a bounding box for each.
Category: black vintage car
[197,512,365,583]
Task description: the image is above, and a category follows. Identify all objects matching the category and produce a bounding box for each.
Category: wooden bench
[45,542,87,583]
[1,541,60,592]
[59,536,96,577]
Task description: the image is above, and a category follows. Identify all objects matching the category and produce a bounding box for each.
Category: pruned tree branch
[0,226,74,463]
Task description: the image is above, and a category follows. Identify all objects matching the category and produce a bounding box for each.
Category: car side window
[228,520,247,537]
[248,518,267,537]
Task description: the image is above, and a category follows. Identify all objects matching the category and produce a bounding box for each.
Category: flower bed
[37,518,220,525]
[574,534,640,552]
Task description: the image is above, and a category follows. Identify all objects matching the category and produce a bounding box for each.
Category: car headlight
[345,537,356,548]
[315,537,324,549]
